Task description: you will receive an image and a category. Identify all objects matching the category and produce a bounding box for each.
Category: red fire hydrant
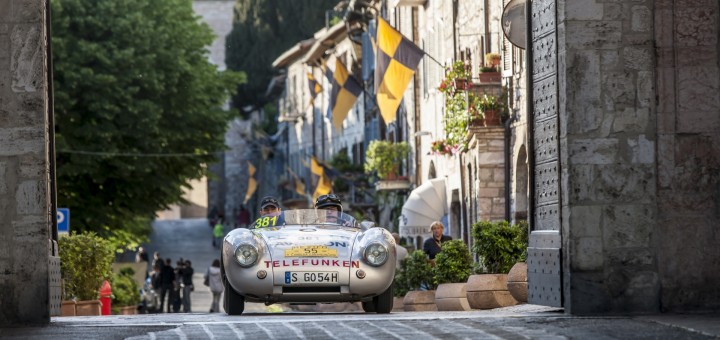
[99,280,112,316]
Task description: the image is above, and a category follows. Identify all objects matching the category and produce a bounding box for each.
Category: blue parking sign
[57,208,70,234]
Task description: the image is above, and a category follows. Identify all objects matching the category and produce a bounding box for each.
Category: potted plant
[432,240,474,311]
[111,267,141,315]
[485,52,501,68]
[479,53,501,83]
[442,92,470,152]
[439,60,471,93]
[59,231,115,316]
[364,140,409,180]
[430,139,456,156]
[395,250,437,311]
[467,92,485,126]
[466,220,528,309]
[477,94,502,126]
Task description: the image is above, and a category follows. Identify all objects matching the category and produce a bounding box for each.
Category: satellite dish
[502,0,526,49]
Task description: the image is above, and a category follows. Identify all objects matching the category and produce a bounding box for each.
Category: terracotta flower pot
[482,109,502,126]
[75,300,102,316]
[118,305,138,315]
[478,72,501,83]
[60,300,76,317]
[403,290,437,312]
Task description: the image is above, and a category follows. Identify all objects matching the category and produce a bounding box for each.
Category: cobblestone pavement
[2,305,719,339]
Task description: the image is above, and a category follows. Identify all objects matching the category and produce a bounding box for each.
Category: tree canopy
[225,0,338,115]
[52,0,245,248]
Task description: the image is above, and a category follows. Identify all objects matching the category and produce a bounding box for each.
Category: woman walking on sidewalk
[204,259,224,312]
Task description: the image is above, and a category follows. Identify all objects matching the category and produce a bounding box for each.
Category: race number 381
[285,271,338,284]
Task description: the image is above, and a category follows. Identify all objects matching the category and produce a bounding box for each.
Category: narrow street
[144,218,283,314]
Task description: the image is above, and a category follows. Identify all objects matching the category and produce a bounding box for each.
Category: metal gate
[527,0,563,307]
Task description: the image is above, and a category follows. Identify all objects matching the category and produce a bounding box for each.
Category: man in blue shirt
[423,221,452,260]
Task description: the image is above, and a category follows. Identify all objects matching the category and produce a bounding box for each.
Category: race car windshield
[250,209,359,228]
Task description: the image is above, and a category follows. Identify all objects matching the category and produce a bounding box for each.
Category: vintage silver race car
[221,209,396,315]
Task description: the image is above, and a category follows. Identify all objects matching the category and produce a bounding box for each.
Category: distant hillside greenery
[51,0,245,249]
[225,0,338,116]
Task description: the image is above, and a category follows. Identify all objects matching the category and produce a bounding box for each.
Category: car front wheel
[223,276,245,315]
[373,284,393,314]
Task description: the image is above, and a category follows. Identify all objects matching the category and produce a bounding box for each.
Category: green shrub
[471,220,529,274]
[364,140,410,180]
[393,250,435,296]
[111,267,141,311]
[432,240,474,285]
[59,231,115,300]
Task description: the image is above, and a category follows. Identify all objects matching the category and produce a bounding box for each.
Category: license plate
[284,245,338,258]
[285,271,338,284]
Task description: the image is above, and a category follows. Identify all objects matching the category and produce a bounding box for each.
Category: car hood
[254,225,358,260]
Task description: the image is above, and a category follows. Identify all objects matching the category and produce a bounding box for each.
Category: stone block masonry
[0,0,52,325]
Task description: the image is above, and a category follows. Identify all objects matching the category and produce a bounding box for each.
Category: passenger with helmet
[258,196,282,217]
[254,196,284,228]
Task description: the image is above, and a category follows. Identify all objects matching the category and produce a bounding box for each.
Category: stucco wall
[0,0,52,325]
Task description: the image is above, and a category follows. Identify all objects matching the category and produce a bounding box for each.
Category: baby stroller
[139,277,160,313]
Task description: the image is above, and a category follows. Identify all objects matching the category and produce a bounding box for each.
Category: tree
[225,0,338,116]
[51,0,245,249]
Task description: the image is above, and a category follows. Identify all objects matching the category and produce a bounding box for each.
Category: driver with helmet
[315,194,352,226]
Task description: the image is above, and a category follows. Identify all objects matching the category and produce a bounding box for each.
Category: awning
[398,178,446,239]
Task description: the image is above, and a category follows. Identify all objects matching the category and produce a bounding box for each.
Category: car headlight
[363,242,388,267]
[234,243,259,267]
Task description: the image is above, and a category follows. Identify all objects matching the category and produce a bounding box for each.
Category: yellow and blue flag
[244,161,257,204]
[307,71,322,106]
[311,157,333,201]
[375,17,424,125]
[326,58,362,131]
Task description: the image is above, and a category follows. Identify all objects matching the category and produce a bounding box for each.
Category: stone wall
[557,0,720,313]
[559,0,660,314]
[0,0,52,325]
[655,0,720,311]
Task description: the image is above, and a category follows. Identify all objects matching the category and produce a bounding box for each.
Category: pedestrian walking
[151,251,162,271]
[213,217,225,247]
[135,246,149,263]
[136,246,150,279]
[158,258,175,313]
[179,260,194,312]
[171,259,183,312]
[205,259,224,312]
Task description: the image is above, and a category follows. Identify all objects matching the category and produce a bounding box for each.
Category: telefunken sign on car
[221,209,396,315]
